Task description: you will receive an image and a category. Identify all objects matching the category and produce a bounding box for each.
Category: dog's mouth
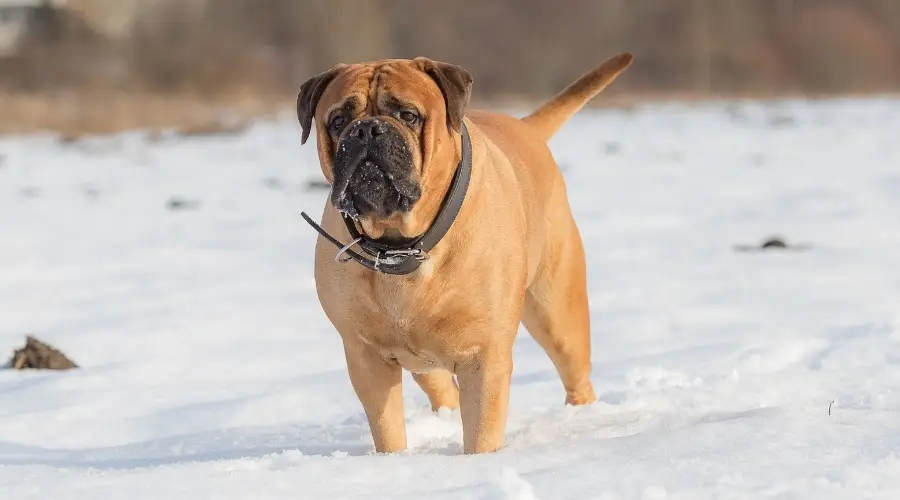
[331,157,421,219]
[329,118,419,219]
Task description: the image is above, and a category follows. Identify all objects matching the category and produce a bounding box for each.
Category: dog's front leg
[456,345,514,454]
[342,337,407,453]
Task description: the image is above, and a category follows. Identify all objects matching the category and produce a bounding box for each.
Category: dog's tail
[521,53,634,142]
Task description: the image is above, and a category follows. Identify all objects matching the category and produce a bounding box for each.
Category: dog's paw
[565,384,597,406]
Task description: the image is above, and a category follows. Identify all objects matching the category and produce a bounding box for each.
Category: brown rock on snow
[8,336,78,371]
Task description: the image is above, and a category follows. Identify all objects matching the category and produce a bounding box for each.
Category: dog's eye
[329,115,346,130]
[399,110,419,125]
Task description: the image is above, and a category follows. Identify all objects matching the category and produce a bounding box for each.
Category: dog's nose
[348,119,387,143]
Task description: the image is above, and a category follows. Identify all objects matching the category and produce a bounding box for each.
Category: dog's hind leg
[413,369,460,412]
[521,210,596,406]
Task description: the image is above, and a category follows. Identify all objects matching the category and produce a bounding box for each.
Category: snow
[2,97,900,498]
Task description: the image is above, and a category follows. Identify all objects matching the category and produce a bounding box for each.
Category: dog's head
[297,58,472,239]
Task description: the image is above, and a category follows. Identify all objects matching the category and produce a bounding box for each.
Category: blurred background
[1,0,899,136]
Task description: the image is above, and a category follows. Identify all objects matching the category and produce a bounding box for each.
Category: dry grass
[0,90,705,140]
[0,91,295,140]
[4,88,900,142]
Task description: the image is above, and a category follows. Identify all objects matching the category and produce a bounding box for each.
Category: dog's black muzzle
[330,118,419,219]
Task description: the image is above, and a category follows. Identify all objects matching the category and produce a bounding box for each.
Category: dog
[296,52,634,454]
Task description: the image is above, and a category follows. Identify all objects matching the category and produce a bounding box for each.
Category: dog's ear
[415,58,473,134]
[297,64,346,145]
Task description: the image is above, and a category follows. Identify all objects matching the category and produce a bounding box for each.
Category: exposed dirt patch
[7,336,78,371]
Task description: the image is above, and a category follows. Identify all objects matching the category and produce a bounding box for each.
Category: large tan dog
[296,52,634,455]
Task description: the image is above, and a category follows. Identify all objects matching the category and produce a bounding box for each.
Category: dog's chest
[359,282,455,372]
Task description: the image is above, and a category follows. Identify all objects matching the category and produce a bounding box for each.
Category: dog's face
[297,58,473,238]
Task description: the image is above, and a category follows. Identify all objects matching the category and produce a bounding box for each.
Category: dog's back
[459,53,633,288]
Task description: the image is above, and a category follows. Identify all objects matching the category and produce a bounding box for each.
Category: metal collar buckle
[383,248,427,260]
[373,248,427,271]
[332,237,428,271]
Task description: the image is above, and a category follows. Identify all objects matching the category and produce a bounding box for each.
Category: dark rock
[306,179,331,191]
[733,236,812,253]
[760,237,788,249]
[166,197,201,211]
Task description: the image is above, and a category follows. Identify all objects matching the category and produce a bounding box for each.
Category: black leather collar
[301,121,473,275]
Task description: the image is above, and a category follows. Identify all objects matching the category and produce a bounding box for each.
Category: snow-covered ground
[2,97,900,499]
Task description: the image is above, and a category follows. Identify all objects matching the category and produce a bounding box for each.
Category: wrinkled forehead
[317,61,443,118]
